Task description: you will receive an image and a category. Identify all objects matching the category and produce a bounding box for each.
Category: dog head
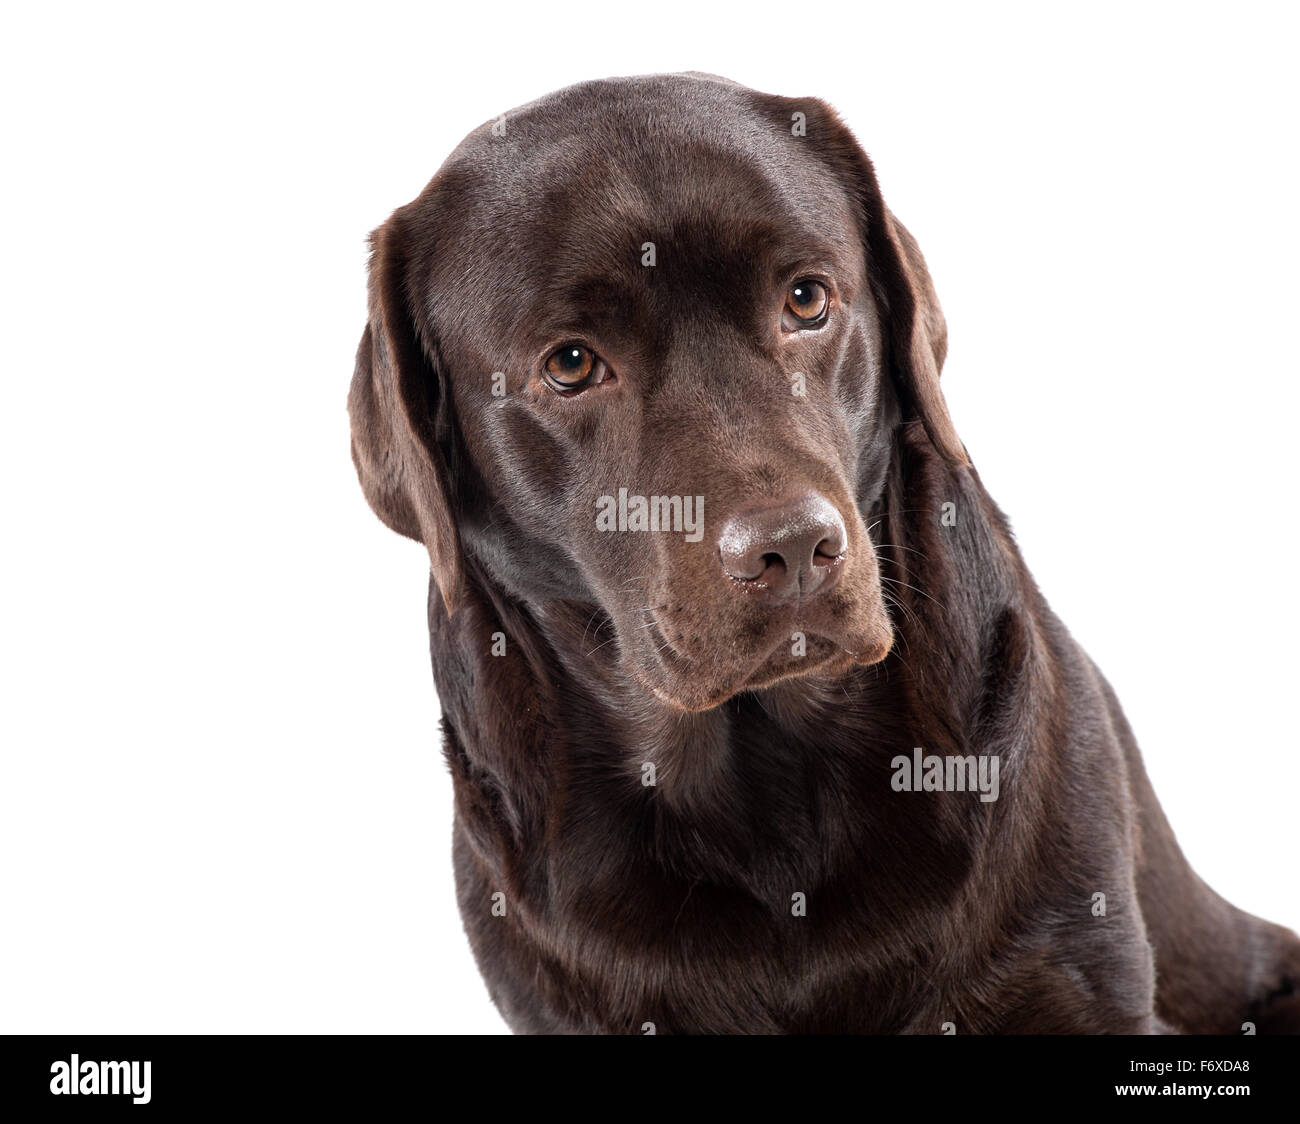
[350,73,966,711]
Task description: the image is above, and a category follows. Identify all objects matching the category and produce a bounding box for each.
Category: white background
[2,1,1296,1034]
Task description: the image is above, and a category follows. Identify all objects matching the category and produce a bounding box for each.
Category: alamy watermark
[50,1054,150,1104]
[596,488,704,542]
[891,747,1000,803]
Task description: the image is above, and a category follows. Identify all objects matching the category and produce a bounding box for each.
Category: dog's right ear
[348,214,463,614]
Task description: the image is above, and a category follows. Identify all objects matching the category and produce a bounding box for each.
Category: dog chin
[638,630,894,712]
[748,632,891,686]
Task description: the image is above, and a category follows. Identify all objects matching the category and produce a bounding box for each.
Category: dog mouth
[644,618,692,673]
[609,527,896,710]
[633,608,891,712]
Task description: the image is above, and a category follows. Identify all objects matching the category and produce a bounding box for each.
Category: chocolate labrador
[348,73,1299,1033]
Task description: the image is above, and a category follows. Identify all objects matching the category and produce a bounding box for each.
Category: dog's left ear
[802,102,970,467]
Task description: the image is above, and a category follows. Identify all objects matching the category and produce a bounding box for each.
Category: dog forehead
[412,79,859,327]
[534,81,838,218]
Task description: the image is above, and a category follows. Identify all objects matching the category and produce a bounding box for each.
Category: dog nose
[718,493,847,601]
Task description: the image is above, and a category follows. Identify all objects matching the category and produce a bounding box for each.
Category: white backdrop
[2,1,1296,1034]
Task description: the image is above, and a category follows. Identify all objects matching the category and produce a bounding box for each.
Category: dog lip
[637,610,869,709]
[644,617,689,670]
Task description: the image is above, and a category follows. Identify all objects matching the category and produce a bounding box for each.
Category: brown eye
[784,279,829,328]
[543,344,606,392]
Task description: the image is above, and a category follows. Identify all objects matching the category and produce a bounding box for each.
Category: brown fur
[349,73,1300,1034]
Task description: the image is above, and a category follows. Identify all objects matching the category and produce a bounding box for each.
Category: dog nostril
[813,536,843,563]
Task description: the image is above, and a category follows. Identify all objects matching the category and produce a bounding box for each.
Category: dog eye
[783,279,829,329]
[543,344,608,392]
